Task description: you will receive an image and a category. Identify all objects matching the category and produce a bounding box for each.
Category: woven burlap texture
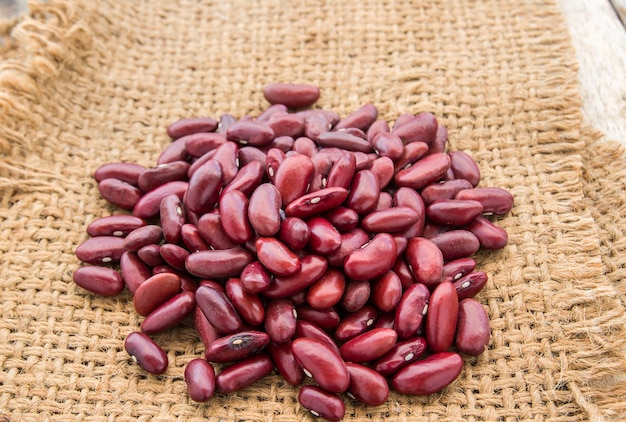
[1,0,625,421]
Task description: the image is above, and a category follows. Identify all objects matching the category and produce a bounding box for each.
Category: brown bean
[373,336,428,377]
[225,277,265,326]
[159,243,189,271]
[94,162,146,186]
[184,358,216,402]
[426,199,484,227]
[334,304,378,342]
[195,285,242,334]
[215,354,274,393]
[124,331,168,375]
[343,233,397,281]
[298,386,345,422]
[456,298,490,356]
[425,281,459,352]
[395,283,430,339]
[371,270,403,312]
[98,178,143,210]
[449,150,480,187]
[334,103,378,132]
[240,261,272,294]
[273,154,315,206]
[464,215,508,249]
[405,237,444,289]
[394,152,450,190]
[267,341,304,386]
[346,169,380,215]
[248,183,282,237]
[167,117,218,139]
[264,299,298,343]
[454,271,488,300]
[133,272,181,316]
[392,352,463,395]
[196,212,238,250]
[340,328,397,363]
[263,83,320,109]
[369,156,395,190]
[219,190,253,243]
[278,217,311,251]
[345,363,389,406]
[86,215,146,238]
[306,217,342,256]
[361,207,420,233]
[221,160,264,198]
[226,120,275,147]
[391,111,438,145]
[133,181,188,219]
[72,266,125,296]
[306,269,345,310]
[76,236,125,265]
[284,187,349,219]
[137,244,165,267]
[429,229,480,261]
[186,248,253,279]
[262,255,328,299]
[421,179,474,206]
[455,187,514,215]
[205,330,270,363]
[141,291,195,334]
[339,279,370,312]
[256,237,301,277]
[123,225,163,251]
[291,337,350,393]
[157,136,190,165]
[317,131,373,153]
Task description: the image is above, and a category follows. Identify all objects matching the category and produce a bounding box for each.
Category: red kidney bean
[391,112,438,145]
[219,190,253,243]
[429,124,448,154]
[278,217,311,250]
[217,113,237,133]
[264,299,298,343]
[334,304,379,343]
[421,179,474,205]
[371,132,403,160]
[239,261,271,294]
[449,150,480,187]
[284,187,349,219]
[157,136,190,165]
[366,119,390,143]
[159,243,189,271]
[196,212,238,250]
[159,194,185,244]
[208,141,239,184]
[340,279,370,312]
[464,215,508,250]
[334,103,378,132]
[394,152,450,190]
[263,255,327,299]
[326,152,356,190]
[238,146,267,169]
[265,147,285,181]
[361,207,420,233]
[123,225,163,251]
[430,230,480,261]
[392,113,415,130]
[442,257,477,282]
[294,320,341,355]
[133,181,188,219]
[225,277,265,326]
[426,281,459,352]
[195,285,242,334]
[306,217,342,255]
[120,251,152,293]
[454,271,488,300]
[256,104,288,123]
[94,162,145,186]
[98,178,143,210]
[375,193,394,212]
[247,183,282,237]
[392,257,415,290]
[72,266,124,296]
[455,187,514,215]
[393,142,429,173]
[137,244,165,267]
[393,187,426,238]
[263,83,320,109]
[292,136,317,157]
[273,154,314,206]
[306,269,345,310]
[395,283,430,339]
[340,328,397,363]
[141,291,195,334]
[75,236,125,265]
[184,358,215,402]
[303,111,332,141]
[226,120,275,147]
[393,235,408,257]
[373,336,428,377]
[323,207,359,233]
[422,222,449,238]
[426,199,484,227]
[86,215,146,238]
[256,237,301,277]
[124,331,168,375]
[456,298,490,356]
[327,228,369,267]
[405,237,444,289]
[221,160,264,198]
[317,131,372,153]
[167,117,218,139]
[343,233,396,281]
[184,132,227,157]
[205,331,270,363]
[298,385,345,422]
[215,354,274,394]
[345,363,389,406]
[138,161,190,193]
[194,306,220,349]
[291,337,350,393]
[133,272,181,316]
[180,224,210,252]
[392,352,463,395]
[371,270,403,312]
[185,159,223,215]
[368,156,394,190]
[267,341,304,386]
[186,248,253,279]
[346,169,380,215]
[312,153,333,184]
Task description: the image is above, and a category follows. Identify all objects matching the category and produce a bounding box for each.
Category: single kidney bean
[426,281,459,352]
[184,358,215,402]
[306,268,345,310]
[226,120,275,147]
[405,237,444,289]
[284,187,349,219]
[295,307,341,332]
[72,266,125,296]
[421,179,474,206]
[195,285,242,334]
[265,147,285,181]
[455,187,514,215]
[124,331,168,375]
[159,194,185,244]
[464,215,508,250]
[180,224,210,252]
[263,255,327,299]
[369,156,395,190]
[256,103,288,123]
[392,257,415,290]
[76,236,125,265]
[240,261,272,294]
[449,150,481,187]
[157,136,190,165]
[292,136,318,157]
[422,222,449,238]
[361,207,420,233]
[366,119,390,143]
[133,181,188,219]
[430,230,481,261]
[373,336,428,377]
[392,352,463,395]
[391,111,438,145]
[167,117,218,139]
[291,337,350,393]
[238,146,267,169]
[327,228,369,267]
[394,235,408,257]
[120,251,152,293]
[205,331,270,363]
[429,124,448,154]
[98,178,143,210]
[141,291,195,334]
[392,113,415,130]
[273,154,314,206]
[215,354,274,394]
[196,212,238,250]
[346,169,380,215]
[393,187,426,238]
[263,83,320,109]
[303,111,333,141]
[225,277,265,326]
[247,183,282,237]
[219,190,253,243]
[441,257,477,282]
[221,160,264,198]
[454,271,488,300]
[339,328,397,363]
[264,299,298,343]
[267,115,304,140]
[194,306,220,349]
[298,385,345,422]
[312,153,333,181]
[159,243,189,271]
[86,215,146,238]
[306,217,342,256]
[343,233,397,281]
[371,270,403,312]
[317,131,372,153]
[345,363,389,406]
[94,162,145,186]
[326,152,356,190]
[137,244,165,267]
[278,217,311,251]
[395,283,430,339]
[456,298,490,356]
[218,113,237,133]
[294,320,341,356]
[267,341,304,386]
[323,207,359,233]
[208,141,239,184]
[184,132,227,157]
[185,159,223,215]
[138,161,190,193]
[371,132,403,160]
[394,152,450,190]
[373,311,395,330]
[393,141,429,173]
[334,103,378,131]
[255,237,301,277]
[186,248,254,280]
[334,304,379,343]
[426,199,484,227]
[133,272,181,316]
[339,279,370,312]
[123,225,163,251]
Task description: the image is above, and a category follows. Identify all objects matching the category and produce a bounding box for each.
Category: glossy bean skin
[264,299,298,343]
[307,217,342,255]
[86,215,146,238]
[326,152,356,190]
[215,354,274,394]
[226,121,275,147]
[265,147,285,181]
[393,257,415,290]
[346,170,380,215]
[167,117,218,139]
[133,273,181,316]
[391,112,438,145]
[334,305,379,343]
[248,183,282,236]
[238,146,267,169]
[218,113,237,133]
[284,187,349,219]
[123,225,163,251]
[366,119,390,143]
[298,386,345,422]
[292,136,318,157]
[429,124,448,154]
[339,328,397,363]
[184,132,227,157]
[455,187,514,215]
[120,251,152,293]
[393,141,429,173]
[456,298,490,356]
[194,306,220,349]
[225,277,265,325]
[124,331,168,375]
[159,243,189,271]
[196,212,238,250]
[368,156,395,190]
[295,307,341,332]
[345,363,389,406]
[180,224,210,252]
[392,352,463,395]
[160,194,186,244]
[323,207,359,232]
[274,154,314,206]
[219,190,253,243]
[405,237,444,289]
[306,269,345,310]
[426,281,459,352]
[256,104,288,123]
[339,279,370,312]
[98,178,143,210]
[137,244,165,267]
[464,216,508,250]
[138,161,190,193]
[75,236,126,265]
[184,358,216,402]
[395,283,430,339]
[317,131,372,153]
[72,266,125,296]
[442,257,477,282]
[263,255,328,299]
[291,337,350,393]
[141,291,196,334]
[205,331,270,363]
[334,103,378,131]
[267,114,305,138]
[421,179,473,206]
[208,141,239,184]
[262,83,320,109]
[303,111,333,141]
[133,181,189,219]
[371,270,403,312]
[94,162,145,186]
[294,320,341,356]
[426,199,484,227]
[429,230,480,261]
[449,150,480,187]
[158,136,190,165]
[278,217,311,251]
[195,285,242,334]
[240,261,272,294]
[361,207,419,233]
[343,233,397,281]
[221,160,264,198]
[327,228,369,267]
[393,152,451,190]
[256,237,301,277]
[373,336,428,377]
[454,271,488,300]
[371,132,403,160]
[393,187,426,238]
[267,340,304,385]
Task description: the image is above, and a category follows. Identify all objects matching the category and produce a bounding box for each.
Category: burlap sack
[1,0,625,420]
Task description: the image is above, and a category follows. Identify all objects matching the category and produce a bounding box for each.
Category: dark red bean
[369,156,395,190]
[449,150,480,187]
[98,178,143,210]
[454,271,488,300]
[125,331,168,375]
[284,187,349,219]
[442,257,477,282]
[167,117,218,139]
[248,183,282,237]
[426,281,459,352]
[137,244,165,267]
[371,270,403,312]
[361,207,420,233]
[393,187,426,238]
[265,147,285,181]
[141,291,195,334]
[86,215,146,238]
[371,132,403,160]
[405,237,444,289]
[392,257,415,290]
[334,304,379,343]
[391,112,438,145]
[185,159,223,215]
[373,336,428,377]
[429,230,480,261]
[75,236,125,265]
[159,194,185,244]
[123,225,163,251]
[221,160,264,198]
[180,224,210,252]
[343,233,397,281]
[209,141,239,184]
[292,136,318,157]
[306,269,345,310]
[346,169,380,215]
[464,215,508,250]
[393,142,429,172]
[267,341,304,386]
[194,306,220,349]
[455,187,514,215]
[326,152,356,190]
[157,136,190,165]
[394,152,450,190]
[426,199,484,227]
[263,255,327,299]
[392,352,463,395]
[72,266,125,296]
[219,190,253,243]
[256,237,301,277]
[429,124,448,154]
[345,363,389,406]
[306,217,342,256]
[120,251,152,293]
[195,285,242,334]
[264,299,298,343]
[196,212,238,250]
[215,354,274,394]
[366,119,390,143]
[421,179,474,206]
[298,386,345,422]
[334,103,378,132]
[159,243,189,271]
[138,161,190,193]
[184,358,216,402]
[133,272,181,316]
[291,337,350,393]
[263,83,320,109]
[225,277,265,326]
[340,328,397,363]
[326,228,369,268]
[278,217,311,251]
[184,132,228,157]
[339,279,370,312]
[395,283,430,339]
[205,331,270,363]
[240,261,272,294]
[94,162,146,186]
[317,131,372,153]
[273,154,314,206]
[133,181,188,219]
[186,248,253,279]
[323,207,359,233]
[226,120,275,147]
[294,320,341,355]
[455,298,490,356]
[238,146,267,169]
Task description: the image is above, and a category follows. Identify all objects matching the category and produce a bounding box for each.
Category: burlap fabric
[1,0,625,420]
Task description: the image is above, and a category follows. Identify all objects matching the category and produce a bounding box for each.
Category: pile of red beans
[73,83,513,421]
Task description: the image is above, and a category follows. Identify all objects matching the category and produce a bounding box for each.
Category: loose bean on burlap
[1,0,625,421]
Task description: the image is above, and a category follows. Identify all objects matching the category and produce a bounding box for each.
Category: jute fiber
[1,0,625,420]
